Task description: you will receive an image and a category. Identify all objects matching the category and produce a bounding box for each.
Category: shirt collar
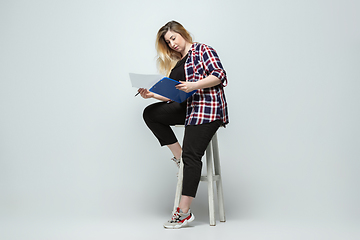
[189,42,199,53]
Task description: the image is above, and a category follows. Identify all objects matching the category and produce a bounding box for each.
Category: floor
[1,215,359,240]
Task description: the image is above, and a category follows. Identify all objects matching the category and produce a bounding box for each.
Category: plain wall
[1,0,359,224]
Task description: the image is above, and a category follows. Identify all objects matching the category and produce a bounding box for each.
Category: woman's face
[164,30,187,54]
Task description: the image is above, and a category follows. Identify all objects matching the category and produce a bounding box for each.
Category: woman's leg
[143,101,186,158]
[167,142,182,160]
[179,195,193,214]
[179,120,222,212]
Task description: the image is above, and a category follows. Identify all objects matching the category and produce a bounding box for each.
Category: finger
[176,83,185,89]
[140,88,147,95]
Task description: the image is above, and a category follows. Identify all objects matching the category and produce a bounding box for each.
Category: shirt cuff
[210,69,227,87]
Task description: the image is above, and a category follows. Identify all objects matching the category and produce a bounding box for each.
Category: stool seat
[173,127,226,226]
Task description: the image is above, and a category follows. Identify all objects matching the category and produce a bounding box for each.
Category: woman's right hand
[138,88,154,99]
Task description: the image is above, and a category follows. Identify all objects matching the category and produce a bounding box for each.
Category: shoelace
[171,157,180,168]
[170,209,181,223]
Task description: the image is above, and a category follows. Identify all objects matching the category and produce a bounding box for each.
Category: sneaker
[171,157,180,168]
[163,207,195,229]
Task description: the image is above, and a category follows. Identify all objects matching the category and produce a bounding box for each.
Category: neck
[181,42,192,58]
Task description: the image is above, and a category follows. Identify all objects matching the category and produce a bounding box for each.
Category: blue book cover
[149,77,196,103]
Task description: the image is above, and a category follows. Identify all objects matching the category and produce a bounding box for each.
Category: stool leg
[173,158,183,212]
[212,133,226,222]
[206,142,216,226]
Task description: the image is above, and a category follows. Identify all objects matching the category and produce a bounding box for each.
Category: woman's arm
[138,88,170,101]
[201,44,227,87]
[176,44,226,93]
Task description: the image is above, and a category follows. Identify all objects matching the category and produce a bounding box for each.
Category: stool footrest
[200,175,221,182]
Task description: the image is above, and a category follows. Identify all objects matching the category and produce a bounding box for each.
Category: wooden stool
[173,130,226,226]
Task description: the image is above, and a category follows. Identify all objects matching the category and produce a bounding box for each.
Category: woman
[138,20,229,229]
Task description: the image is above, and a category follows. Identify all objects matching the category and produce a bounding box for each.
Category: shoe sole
[164,214,195,229]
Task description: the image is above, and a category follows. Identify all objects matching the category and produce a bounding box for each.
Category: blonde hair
[155,21,193,76]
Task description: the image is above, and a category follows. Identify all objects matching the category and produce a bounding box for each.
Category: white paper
[129,73,164,89]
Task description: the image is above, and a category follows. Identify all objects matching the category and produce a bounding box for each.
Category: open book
[129,73,196,103]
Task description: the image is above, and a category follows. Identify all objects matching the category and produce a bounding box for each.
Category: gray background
[1,0,359,239]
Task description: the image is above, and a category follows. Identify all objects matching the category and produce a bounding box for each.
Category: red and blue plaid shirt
[184,43,229,126]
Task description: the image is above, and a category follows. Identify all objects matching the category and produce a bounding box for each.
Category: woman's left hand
[175,81,198,93]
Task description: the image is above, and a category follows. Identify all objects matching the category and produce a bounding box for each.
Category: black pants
[143,101,221,198]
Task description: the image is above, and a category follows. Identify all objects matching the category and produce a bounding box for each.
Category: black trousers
[143,101,221,198]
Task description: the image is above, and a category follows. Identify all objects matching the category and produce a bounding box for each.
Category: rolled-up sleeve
[201,44,228,87]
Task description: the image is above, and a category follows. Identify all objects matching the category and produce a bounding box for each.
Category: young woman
[138,20,229,229]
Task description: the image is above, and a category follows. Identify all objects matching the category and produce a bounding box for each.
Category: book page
[129,73,164,89]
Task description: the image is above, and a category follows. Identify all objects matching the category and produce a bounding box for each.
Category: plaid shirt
[184,43,229,126]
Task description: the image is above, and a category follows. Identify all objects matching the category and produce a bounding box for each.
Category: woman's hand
[138,88,154,99]
[175,81,198,93]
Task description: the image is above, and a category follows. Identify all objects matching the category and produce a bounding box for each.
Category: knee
[143,103,159,123]
[182,150,203,169]
[143,105,152,123]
